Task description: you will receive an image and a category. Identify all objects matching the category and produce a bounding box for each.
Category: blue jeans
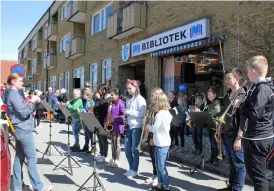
[83,123,93,148]
[13,131,44,191]
[155,146,170,188]
[223,134,246,191]
[72,119,80,147]
[208,129,219,161]
[125,127,141,172]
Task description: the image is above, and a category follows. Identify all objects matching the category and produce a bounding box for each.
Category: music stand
[41,101,63,158]
[188,112,216,175]
[77,112,106,191]
[53,105,81,175]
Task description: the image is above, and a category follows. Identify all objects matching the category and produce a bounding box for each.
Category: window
[90,63,98,91]
[65,71,70,93]
[102,58,111,84]
[44,79,47,92]
[60,33,71,53]
[33,82,36,90]
[50,76,57,92]
[32,39,36,51]
[74,67,84,89]
[59,73,63,89]
[91,3,113,35]
[31,59,36,74]
[61,3,67,21]
[43,51,47,69]
[37,80,41,91]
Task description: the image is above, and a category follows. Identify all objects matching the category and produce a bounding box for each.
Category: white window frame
[59,73,63,89]
[31,59,36,75]
[74,67,85,89]
[65,71,70,93]
[60,33,71,53]
[50,75,57,92]
[61,3,67,21]
[91,2,113,35]
[102,58,112,84]
[90,63,98,91]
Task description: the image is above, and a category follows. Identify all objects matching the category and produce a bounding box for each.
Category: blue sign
[178,84,187,92]
[190,24,202,38]
[10,64,26,76]
[132,44,141,55]
[122,43,130,62]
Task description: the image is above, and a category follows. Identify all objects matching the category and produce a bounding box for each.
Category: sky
[1,0,53,61]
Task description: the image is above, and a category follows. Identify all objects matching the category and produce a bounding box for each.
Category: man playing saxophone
[217,68,246,191]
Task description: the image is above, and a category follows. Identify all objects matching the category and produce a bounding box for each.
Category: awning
[150,35,228,57]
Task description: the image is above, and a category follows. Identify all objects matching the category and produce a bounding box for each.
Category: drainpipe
[46,7,51,91]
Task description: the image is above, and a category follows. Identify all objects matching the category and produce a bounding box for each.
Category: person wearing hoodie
[124,79,146,178]
[239,56,274,191]
[66,89,84,152]
[146,93,173,191]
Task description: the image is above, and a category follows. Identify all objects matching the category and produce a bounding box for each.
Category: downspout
[46,7,51,91]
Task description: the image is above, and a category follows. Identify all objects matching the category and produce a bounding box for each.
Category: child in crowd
[81,89,94,153]
[66,89,83,152]
[106,88,125,168]
[171,96,187,153]
[147,93,173,191]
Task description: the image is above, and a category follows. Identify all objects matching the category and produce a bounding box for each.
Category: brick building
[18,1,274,98]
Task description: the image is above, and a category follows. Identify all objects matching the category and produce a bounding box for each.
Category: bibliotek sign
[132,18,210,57]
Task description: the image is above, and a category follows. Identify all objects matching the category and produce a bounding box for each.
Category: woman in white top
[124,79,146,178]
[146,93,173,191]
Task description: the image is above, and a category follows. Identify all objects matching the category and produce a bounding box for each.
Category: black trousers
[243,138,273,191]
[192,126,204,151]
[148,136,157,175]
[208,129,218,162]
[97,134,108,157]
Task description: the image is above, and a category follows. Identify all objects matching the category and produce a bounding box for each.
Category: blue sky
[1,1,53,61]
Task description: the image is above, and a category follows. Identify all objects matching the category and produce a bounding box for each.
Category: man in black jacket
[240,56,274,191]
[217,68,246,191]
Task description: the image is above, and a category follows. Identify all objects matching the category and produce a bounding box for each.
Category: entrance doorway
[119,60,145,97]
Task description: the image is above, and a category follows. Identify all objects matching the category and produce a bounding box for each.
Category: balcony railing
[32,61,41,75]
[65,34,85,59]
[32,36,42,52]
[67,0,86,23]
[23,49,32,60]
[107,1,146,39]
[44,22,58,41]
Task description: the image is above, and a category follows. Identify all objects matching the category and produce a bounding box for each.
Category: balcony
[67,0,86,23]
[44,55,57,69]
[107,1,146,39]
[23,49,32,60]
[32,36,42,52]
[44,22,58,41]
[32,61,41,75]
[65,34,85,59]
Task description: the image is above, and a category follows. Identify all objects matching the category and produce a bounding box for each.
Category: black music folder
[41,101,55,114]
[189,112,216,128]
[78,112,106,136]
[59,105,71,119]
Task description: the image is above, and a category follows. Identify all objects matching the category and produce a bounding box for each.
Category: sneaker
[123,170,132,176]
[145,175,156,184]
[97,156,105,163]
[22,183,33,191]
[71,145,80,152]
[126,170,138,178]
[95,154,101,160]
[112,160,119,168]
[106,159,114,167]
[104,157,109,163]
[148,186,162,191]
[41,185,53,191]
[151,177,158,187]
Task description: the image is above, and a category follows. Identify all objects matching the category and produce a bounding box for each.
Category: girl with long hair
[124,79,146,178]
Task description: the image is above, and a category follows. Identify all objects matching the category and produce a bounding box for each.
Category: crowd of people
[1,55,274,191]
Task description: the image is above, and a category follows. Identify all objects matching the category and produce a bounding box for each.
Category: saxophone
[105,102,113,132]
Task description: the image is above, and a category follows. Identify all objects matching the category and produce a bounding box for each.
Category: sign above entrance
[132,18,210,57]
[122,43,130,62]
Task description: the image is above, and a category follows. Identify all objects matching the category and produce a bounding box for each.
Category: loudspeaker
[73,78,80,88]
[181,63,196,83]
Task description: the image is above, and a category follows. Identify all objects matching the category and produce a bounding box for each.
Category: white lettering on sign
[132,18,210,57]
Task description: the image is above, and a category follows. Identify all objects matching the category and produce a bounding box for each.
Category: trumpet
[214,80,248,160]
[105,102,113,132]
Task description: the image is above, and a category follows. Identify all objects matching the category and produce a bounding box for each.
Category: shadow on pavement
[44,174,75,185]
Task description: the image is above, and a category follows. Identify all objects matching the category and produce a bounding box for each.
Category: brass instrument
[214,80,248,160]
[105,102,113,132]
[1,105,15,133]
